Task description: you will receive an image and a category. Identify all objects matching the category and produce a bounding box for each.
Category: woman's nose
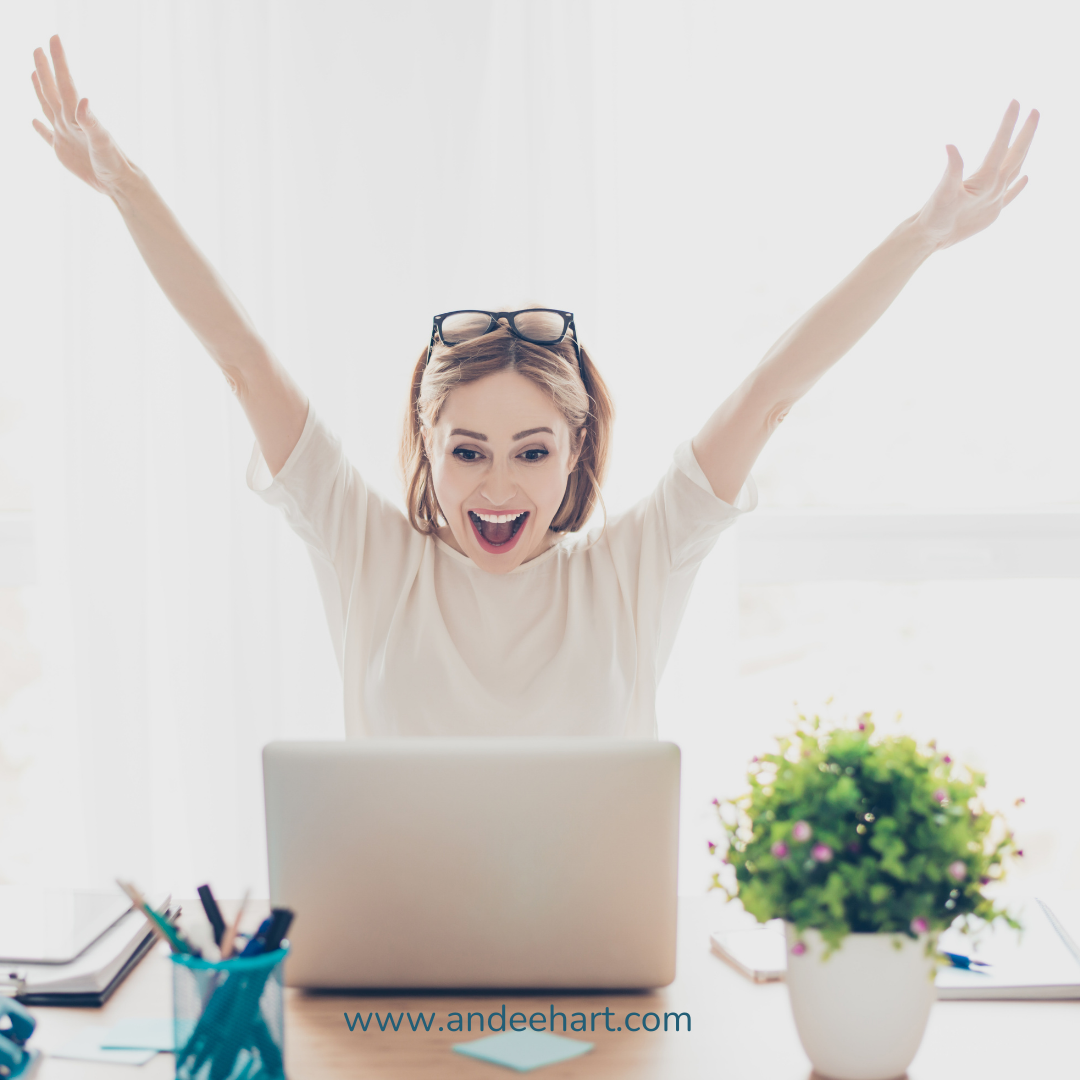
[480,464,516,505]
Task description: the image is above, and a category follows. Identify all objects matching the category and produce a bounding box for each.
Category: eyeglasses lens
[438,311,494,345]
[511,310,566,344]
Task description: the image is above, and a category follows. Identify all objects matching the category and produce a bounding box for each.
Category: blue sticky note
[100,1017,192,1051]
[51,1027,156,1065]
[453,1030,594,1072]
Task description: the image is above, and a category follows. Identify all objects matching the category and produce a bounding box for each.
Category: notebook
[710,898,1080,1000]
[0,888,133,964]
[0,895,171,1006]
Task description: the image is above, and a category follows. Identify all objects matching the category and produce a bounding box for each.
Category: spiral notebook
[710,898,1080,1000]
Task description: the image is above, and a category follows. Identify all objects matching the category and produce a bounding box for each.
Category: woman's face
[424,369,579,574]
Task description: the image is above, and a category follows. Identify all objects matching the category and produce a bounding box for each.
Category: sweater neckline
[433,533,571,574]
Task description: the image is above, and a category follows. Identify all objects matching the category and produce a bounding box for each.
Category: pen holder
[170,945,289,1080]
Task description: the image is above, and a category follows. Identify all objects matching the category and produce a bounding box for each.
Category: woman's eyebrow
[449,428,487,440]
[513,426,554,439]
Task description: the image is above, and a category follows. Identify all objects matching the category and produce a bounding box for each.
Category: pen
[238,918,274,958]
[239,909,295,958]
[942,951,992,970]
[197,884,227,948]
[263,909,294,952]
[116,879,195,955]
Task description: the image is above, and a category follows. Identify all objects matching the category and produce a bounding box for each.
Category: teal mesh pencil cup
[170,946,289,1080]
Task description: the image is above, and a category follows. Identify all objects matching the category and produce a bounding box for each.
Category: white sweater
[248,408,757,738]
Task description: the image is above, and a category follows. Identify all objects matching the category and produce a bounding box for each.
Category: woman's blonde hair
[400,325,614,535]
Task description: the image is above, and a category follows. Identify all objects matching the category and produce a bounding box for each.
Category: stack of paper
[710,898,1080,1000]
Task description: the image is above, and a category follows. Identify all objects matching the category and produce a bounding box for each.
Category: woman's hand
[914,100,1039,251]
[30,34,307,473]
[31,35,133,195]
[693,100,1040,504]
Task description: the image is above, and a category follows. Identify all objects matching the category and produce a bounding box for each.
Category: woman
[31,36,1038,738]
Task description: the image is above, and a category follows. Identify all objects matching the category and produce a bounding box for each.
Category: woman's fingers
[32,47,63,121]
[1002,175,1028,207]
[49,35,81,121]
[31,71,56,124]
[31,117,54,147]
[999,109,1039,183]
[976,99,1020,175]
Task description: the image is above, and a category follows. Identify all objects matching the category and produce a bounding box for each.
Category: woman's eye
[453,448,482,462]
[520,448,549,462]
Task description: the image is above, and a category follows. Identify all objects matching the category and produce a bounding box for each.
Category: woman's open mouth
[468,510,529,555]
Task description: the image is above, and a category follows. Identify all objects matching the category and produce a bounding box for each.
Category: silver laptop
[263,738,680,989]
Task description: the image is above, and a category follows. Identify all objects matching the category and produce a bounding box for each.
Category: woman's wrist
[105,161,150,212]
[890,212,945,262]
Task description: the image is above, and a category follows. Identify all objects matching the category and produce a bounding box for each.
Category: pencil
[219,889,251,960]
[116,878,191,954]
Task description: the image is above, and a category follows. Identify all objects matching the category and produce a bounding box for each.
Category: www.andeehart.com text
[345,1005,691,1034]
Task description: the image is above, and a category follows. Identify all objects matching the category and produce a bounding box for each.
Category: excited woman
[31,36,1038,737]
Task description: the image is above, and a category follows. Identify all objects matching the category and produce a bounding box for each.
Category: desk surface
[26,897,1077,1079]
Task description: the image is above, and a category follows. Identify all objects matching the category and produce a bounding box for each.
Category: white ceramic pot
[784,923,937,1080]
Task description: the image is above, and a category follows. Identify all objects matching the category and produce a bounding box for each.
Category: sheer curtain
[0,1,1074,897]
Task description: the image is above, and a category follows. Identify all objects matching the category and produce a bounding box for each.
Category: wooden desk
[26,897,1077,1079]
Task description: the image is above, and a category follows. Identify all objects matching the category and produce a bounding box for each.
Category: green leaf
[709,710,1022,939]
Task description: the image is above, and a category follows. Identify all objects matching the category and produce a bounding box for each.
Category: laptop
[263,738,680,989]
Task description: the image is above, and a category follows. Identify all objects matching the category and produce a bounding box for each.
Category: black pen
[238,909,293,958]
[263,908,294,953]
[197,884,227,947]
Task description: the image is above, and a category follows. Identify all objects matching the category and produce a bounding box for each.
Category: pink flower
[791,941,806,956]
[942,755,952,764]
[792,821,812,842]
[910,917,928,934]
[711,798,720,806]
[1017,849,1024,857]
[857,720,866,731]
[947,860,967,882]
[933,789,948,804]
[771,841,789,859]
[751,755,759,763]
[811,843,833,863]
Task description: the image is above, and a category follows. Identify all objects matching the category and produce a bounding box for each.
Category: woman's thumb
[76,97,97,130]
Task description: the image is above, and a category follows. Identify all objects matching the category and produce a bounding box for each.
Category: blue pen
[942,951,992,970]
[238,918,274,958]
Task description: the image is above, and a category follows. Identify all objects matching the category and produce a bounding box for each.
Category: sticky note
[453,1030,594,1072]
[51,1026,157,1065]
[100,1017,194,1051]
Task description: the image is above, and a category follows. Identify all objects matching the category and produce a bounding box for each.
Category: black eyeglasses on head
[426,309,583,376]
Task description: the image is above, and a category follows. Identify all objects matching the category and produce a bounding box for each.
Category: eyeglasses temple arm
[568,317,584,378]
[426,321,439,367]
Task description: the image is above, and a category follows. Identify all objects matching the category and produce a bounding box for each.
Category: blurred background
[0,0,1076,898]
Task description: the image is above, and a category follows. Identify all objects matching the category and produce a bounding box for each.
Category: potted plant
[711,712,1021,1080]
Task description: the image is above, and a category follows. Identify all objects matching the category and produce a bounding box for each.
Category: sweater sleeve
[245,406,417,668]
[602,441,757,691]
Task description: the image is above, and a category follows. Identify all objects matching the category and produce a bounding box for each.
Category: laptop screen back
[263,738,680,989]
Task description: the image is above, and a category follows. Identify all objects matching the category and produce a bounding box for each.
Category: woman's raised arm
[31,35,307,475]
[692,101,1039,505]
